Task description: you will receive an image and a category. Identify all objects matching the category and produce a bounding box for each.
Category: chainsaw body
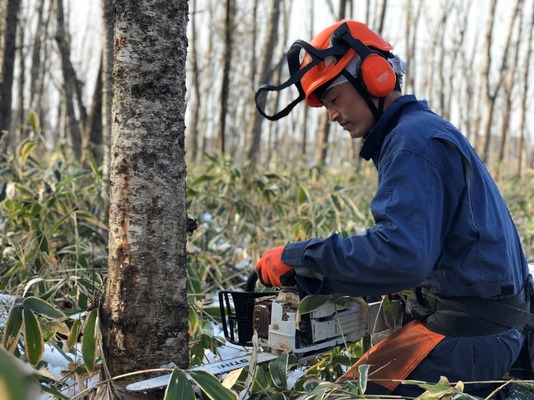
[219,281,403,357]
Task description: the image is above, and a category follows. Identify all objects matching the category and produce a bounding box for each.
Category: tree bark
[479,0,498,163]
[314,0,347,166]
[497,0,523,173]
[101,0,114,188]
[217,0,235,155]
[15,7,26,144]
[517,2,534,176]
[53,0,83,159]
[186,0,200,162]
[0,0,20,138]
[85,57,103,164]
[314,112,331,165]
[29,0,46,122]
[242,0,258,160]
[301,0,314,157]
[100,0,189,397]
[246,0,281,164]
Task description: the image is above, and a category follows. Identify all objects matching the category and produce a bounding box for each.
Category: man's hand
[255,246,296,287]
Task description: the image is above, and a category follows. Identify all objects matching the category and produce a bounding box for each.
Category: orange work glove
[255,246,296,287]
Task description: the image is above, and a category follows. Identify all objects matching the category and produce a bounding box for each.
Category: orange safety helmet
[255,20,397,121]
[301,20,395,107]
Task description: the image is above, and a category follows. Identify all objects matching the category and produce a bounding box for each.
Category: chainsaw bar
[124,351,279,393]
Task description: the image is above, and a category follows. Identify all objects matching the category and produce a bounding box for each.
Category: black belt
[420,284,534,337]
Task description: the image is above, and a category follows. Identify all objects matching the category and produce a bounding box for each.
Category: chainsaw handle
[245,270,258,292]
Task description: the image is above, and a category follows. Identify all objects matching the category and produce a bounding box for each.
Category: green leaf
[188,370,238,400]
[251,364,271,392]
[0,346,38,400]
[269,352,289,389]
[357,364,369,395]
[39,384,71,400]
[48,213,71,235]
[297,295,333,315]
[164,368,195,400]
[66,319,81,351]
[75,210,108,231]
[86,152,102,182]
[415,375,453,393]
[27,110,40,132]
[2,306,23,352]
[22,297,67,321]
[381,295,397,329]
[55,174,77,191]
[306,382,329,399]
[82,309,98,371]
[39,277,69,301]
[20,140,36,165]
[331,194,342,211]
[404,375,481,399]
[14,183,36,199]
[297,185,309,206]
[191,175,214,186]
[22,308,44,367]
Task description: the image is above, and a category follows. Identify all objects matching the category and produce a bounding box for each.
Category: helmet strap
[255,40,350,121]
[340,69,384,122]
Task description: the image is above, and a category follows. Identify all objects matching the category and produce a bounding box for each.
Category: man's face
[321,82,375,139]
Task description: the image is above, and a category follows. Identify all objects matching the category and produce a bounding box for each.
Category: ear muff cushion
[360,54,396,97]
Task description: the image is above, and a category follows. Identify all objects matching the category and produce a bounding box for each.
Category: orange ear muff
[360,54,396,97]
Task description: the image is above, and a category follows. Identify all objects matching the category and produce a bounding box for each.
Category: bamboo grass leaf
[82,309,98,371]
[20,141,36,165]
[188,370,238,400]
[297,295,332,315]
[269,352,289,389]
[66,319,81,352]
[22,297,67,321]
[22,308,44,367]
[163,368,195,400]
[2,306,23,352]
[0,346,38,400]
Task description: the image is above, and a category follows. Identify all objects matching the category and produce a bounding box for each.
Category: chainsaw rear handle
[219,270,278,346]
[245,270,259,292]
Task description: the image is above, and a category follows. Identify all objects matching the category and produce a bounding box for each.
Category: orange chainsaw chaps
[341,319,445,391]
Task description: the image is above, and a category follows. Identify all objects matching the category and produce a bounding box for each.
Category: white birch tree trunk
[100,0,189,396]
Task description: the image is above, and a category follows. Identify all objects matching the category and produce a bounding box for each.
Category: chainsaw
[125,272,403,393]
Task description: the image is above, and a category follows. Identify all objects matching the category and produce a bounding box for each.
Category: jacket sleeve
[282,141,465,296]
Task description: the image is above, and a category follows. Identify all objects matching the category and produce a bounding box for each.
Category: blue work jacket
[283,95,529,299]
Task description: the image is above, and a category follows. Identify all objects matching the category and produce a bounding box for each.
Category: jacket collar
[360,94,420,162]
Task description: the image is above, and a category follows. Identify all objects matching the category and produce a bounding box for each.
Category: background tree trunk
[301,0,314,157]
[15,7,27,143]
[496,0,523,175]
[100,0,189,396]
[217,0,235,155]
[29,0,46,117]
[101,0,114,187]
[517,3,534,176]
[479,0,499,163]
[314,0,347,166]
[85,58,103,163]
[0,0,20,140]
[246,0,281,164]
[53,0,83,159]
[186,0,201,163]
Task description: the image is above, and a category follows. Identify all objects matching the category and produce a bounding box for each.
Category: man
[254,20,531,397]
